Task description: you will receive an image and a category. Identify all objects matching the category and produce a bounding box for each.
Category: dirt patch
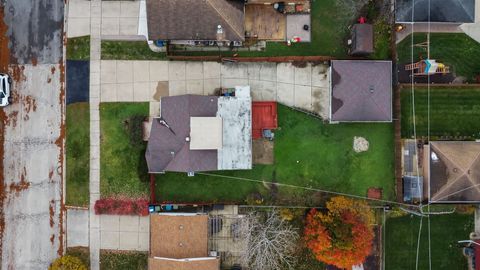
[353,136,369,153]
[5,111,18,127]
[153,81,169,101]
[49,199,55,228]
[252,139,274,165]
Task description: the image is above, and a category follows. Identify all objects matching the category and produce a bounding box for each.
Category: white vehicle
[0,73,12,107]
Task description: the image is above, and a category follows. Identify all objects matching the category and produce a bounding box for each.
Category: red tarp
[252,102,278,139]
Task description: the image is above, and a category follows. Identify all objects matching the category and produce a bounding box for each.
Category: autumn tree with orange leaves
[304,196,375,269]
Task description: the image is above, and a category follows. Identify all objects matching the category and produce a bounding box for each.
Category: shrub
[49,255,87,270]
[94,197,149,216]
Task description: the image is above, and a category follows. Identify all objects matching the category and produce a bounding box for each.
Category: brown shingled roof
[429,141,480,202]
[147,0,245,41]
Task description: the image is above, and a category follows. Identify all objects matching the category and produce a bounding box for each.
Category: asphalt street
[0,1,65,269]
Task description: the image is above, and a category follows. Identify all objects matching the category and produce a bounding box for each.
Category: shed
[350,24,373,56]
[403,176,423,203]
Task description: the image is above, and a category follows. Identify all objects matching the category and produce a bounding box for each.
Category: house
[146,0,312,46]
[149,213,220,270]
[329,60,392,122]
[428,141,480,203]
[145,88,252,174]
[396,0,475,23]
[349,23,374,56]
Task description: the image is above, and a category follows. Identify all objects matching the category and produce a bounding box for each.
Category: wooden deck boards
[245,5,286,41]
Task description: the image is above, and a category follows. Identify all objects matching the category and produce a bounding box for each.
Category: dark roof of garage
[330,60,392,122]
[396,0,475,23]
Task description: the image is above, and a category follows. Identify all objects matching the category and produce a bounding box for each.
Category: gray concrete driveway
[1,1,65,269]
[99,61,331,119]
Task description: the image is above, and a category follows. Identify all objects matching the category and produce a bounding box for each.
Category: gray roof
[330,60,392,122]
[396,0,475,23]
[350,24,373,56]
[403,176,423,203]
[146,95,219,173]
[429,141,480,203]
[146,0,245,41]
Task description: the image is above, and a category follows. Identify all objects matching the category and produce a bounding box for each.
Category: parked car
[0,73,12,107]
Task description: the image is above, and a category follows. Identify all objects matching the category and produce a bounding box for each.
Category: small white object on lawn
[353,136,369,153]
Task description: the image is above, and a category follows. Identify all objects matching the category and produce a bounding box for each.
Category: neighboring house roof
[350,24,373,56]
[395,0,475,23]
[146,0,245,41]
[429,141,480,203]
[146,92,252,173]
[403,176,423,202]
[330,60,392,122]
[149,214,220,270]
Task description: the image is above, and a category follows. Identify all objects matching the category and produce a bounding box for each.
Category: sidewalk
[99,60,331,120]
[67,0,145,39]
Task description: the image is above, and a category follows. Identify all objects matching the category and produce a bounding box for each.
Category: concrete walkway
[100,215,149,251]
[67,208,89,248]
[67,0,145,39]
[99,60,331,120]
[89,0,101,269]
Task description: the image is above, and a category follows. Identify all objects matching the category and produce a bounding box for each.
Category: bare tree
[239,211,299,270]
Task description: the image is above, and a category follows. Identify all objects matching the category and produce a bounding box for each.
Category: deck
[245,4,286,41]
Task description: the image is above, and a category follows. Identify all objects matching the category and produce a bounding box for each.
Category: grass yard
[385,213,473,270]
[100,102,150,198]
[100,251,147,270]
[397,33,480,82]
[67,36,90,60]
[156,105,395,204]
[102,41,167,60]
[401,86,480,139]
[66,102,90,206]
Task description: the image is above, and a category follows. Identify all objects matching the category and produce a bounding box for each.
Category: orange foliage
[304,196,374,269]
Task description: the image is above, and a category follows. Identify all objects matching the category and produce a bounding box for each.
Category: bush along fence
[94,198,149,216]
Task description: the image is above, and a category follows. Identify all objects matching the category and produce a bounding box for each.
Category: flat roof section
[330,60,392,122]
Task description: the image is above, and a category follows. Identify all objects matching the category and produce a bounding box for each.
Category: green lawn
[401,86,480,139]
[100,251,147,270]
[156,105,395,204]
[66,102,90,206]
[102,41,167,60]
[67,36,90,60]
[385,213,473,270]
[100,102,150,198]
[397,33,480,82]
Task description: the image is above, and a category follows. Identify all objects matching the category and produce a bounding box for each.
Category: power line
[197,172,415,207]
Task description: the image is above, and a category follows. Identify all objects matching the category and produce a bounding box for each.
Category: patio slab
[221,63,249,79]
[294,84,312,110]
[149,61,169,81]
[277,82,294,106]
[203,62,221,79]
[133,61,150,82]
[101,231,120,249]
[294,64,312,86]
[119,216,139,232]
[168,61,186,81]
[286,14,311,42]
[186,62,204,80]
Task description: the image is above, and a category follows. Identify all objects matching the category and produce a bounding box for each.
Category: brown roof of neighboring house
[350,24,373,56]
[148,257,220,270]
[150,214,209,258]
[330,60,392,122]
[145,95,219,173]
[146,0,245,41]
[429,141,480,203]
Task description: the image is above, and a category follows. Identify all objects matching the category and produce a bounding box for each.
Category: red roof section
[476,244,480,270]
[252,102,277,139]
